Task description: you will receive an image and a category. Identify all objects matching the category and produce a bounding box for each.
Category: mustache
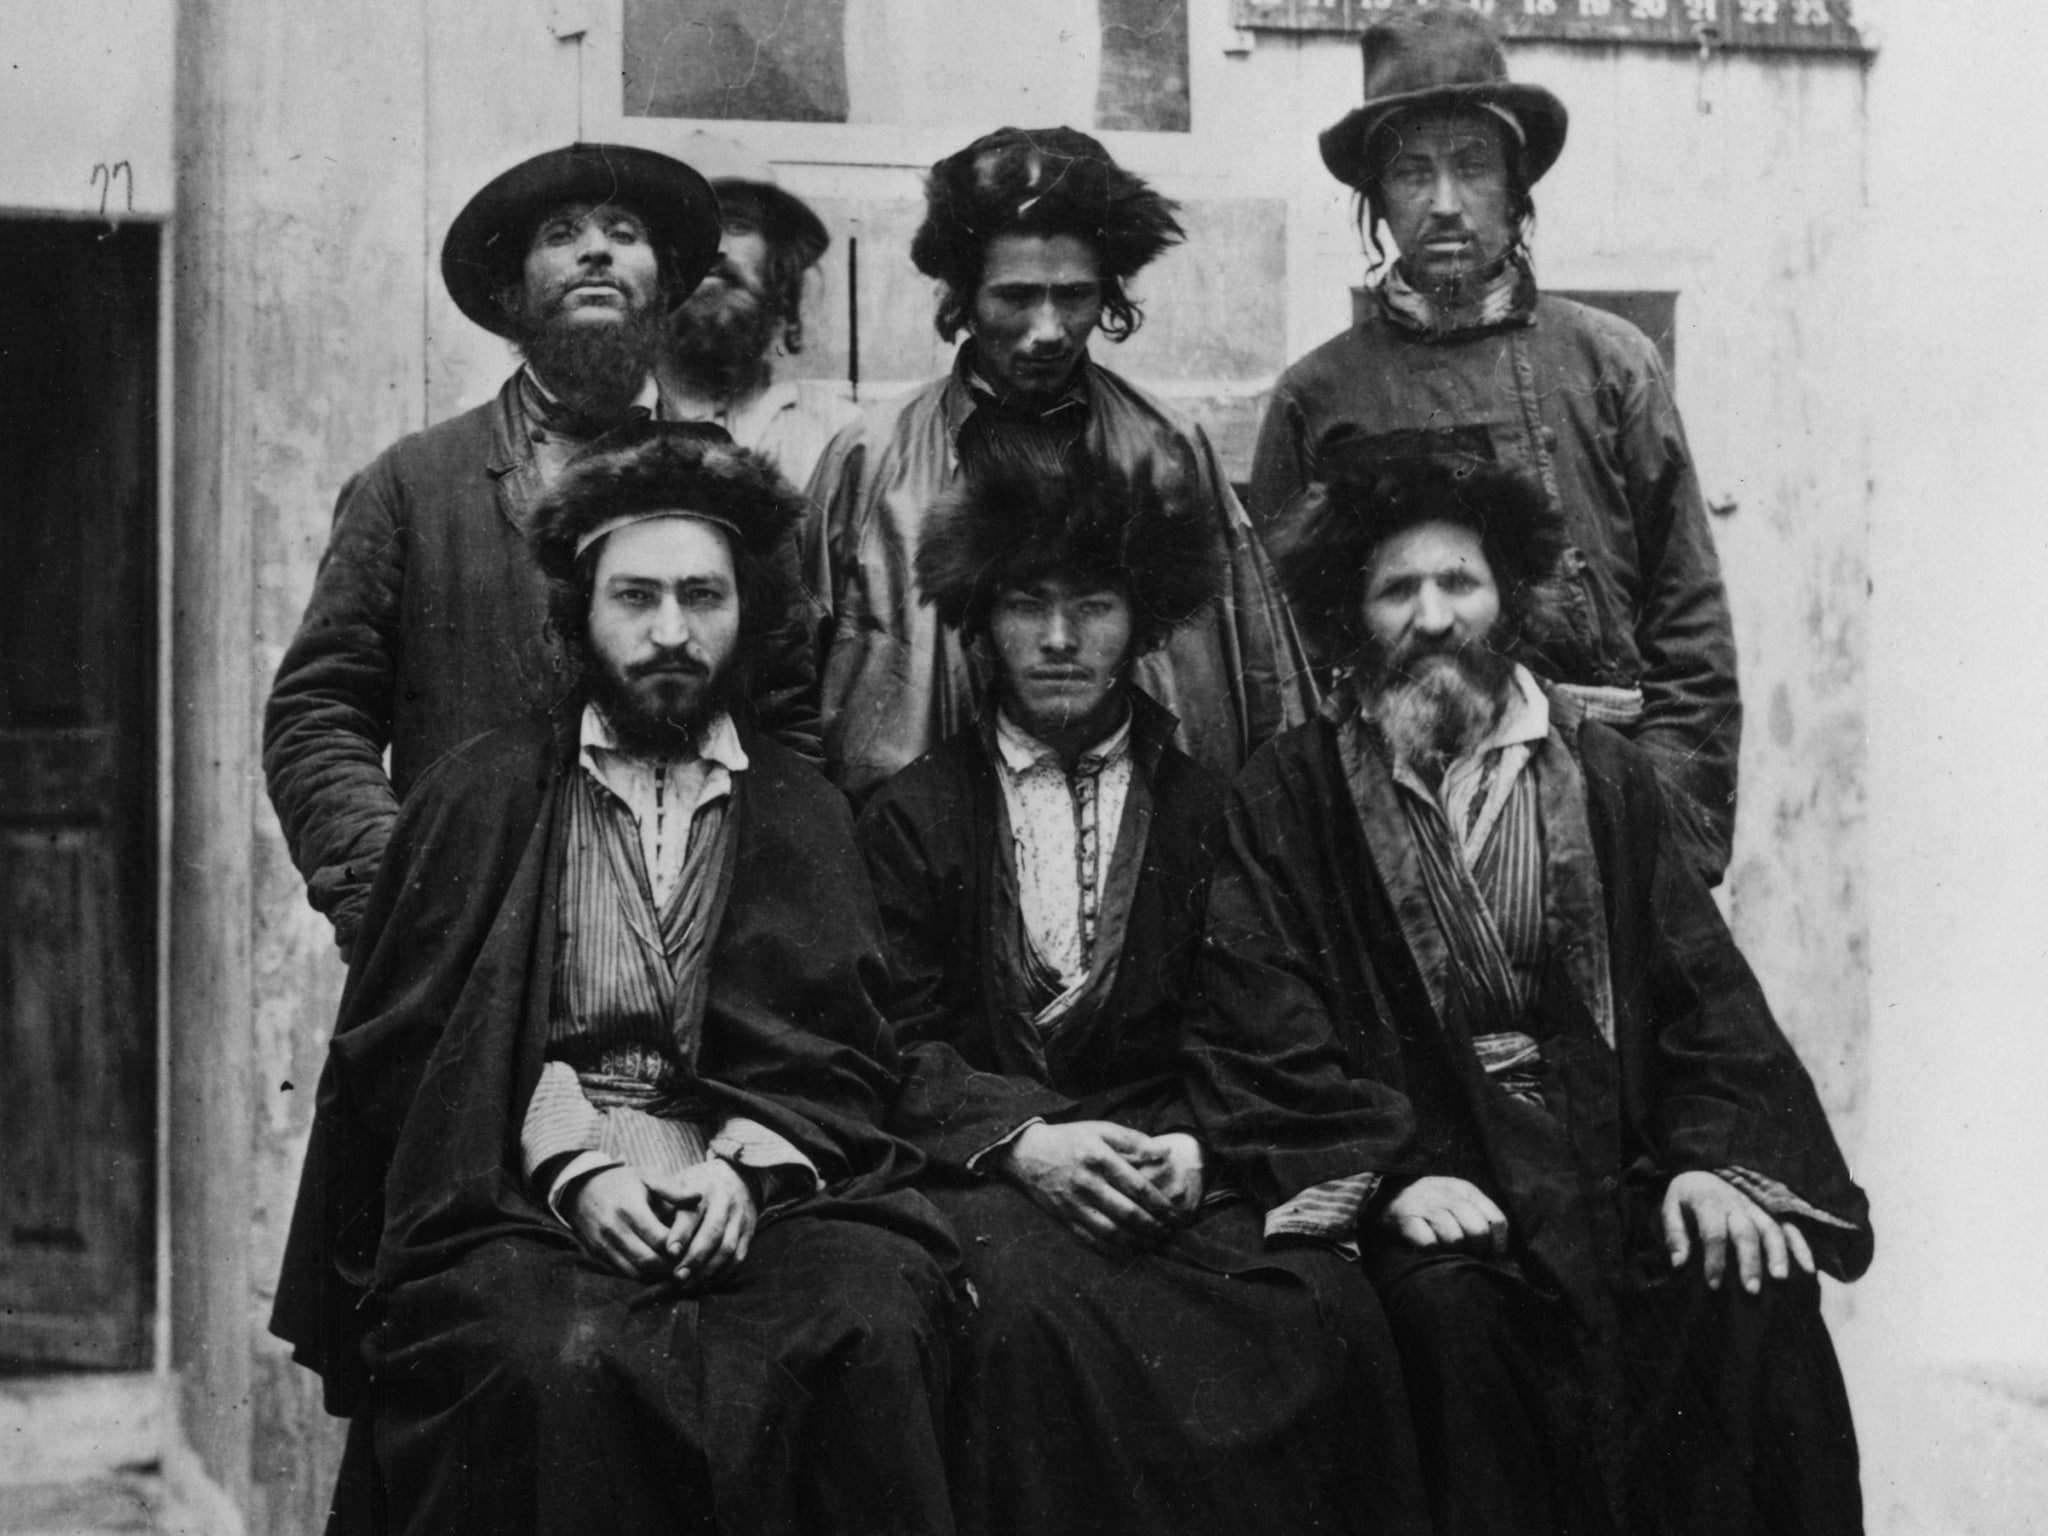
[626,650,709,681]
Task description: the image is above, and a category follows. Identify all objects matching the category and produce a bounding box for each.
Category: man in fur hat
[266,143,822,959]
[856,450,1428,1536]
[271,423,959,1536]
[658,134,858,488]
[1249,9,1742,885]
[1190,454,1869,1536]
[805,125,1315,801]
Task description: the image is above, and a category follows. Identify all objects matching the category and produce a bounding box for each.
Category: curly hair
[911,127,1184,345]
[528,421,805,665]
[1273,453,1568,663]
[914,444,1218,653]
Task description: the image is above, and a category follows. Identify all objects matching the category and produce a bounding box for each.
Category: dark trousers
[1370,1247,1861,1536]
[345,1215,956,1536]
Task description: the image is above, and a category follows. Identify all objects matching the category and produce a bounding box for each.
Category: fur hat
[441,143,723,339]
[911,127,1183,340]
[1272,450,1569,658]
[529,421,804,632]
[915,448,1219,647]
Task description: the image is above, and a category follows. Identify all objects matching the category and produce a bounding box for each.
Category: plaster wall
[162,1,1876,1528]
[0,0,173,220]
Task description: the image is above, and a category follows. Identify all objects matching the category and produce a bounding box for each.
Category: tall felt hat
[675,131,831,268]
[441,143,723,338]
[1319,10,1569,190]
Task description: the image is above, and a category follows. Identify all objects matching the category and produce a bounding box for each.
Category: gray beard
[1365,645,1513,777]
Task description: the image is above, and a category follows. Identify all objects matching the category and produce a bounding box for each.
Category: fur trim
[529,421,804,587]
[911,127,1182,315]
[914,447,1219,645]
[1272,453,1569,656]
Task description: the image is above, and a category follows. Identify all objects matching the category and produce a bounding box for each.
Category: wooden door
[0,221,158,1368]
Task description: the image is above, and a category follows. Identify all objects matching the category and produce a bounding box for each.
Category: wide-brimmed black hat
[441,143,723,338]
[674,132,830,267]
[1320,10,1568,190]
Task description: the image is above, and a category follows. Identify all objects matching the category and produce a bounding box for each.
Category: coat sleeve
[1613,344,1741,884]
[262,459,408,957]
[1246,381,1313,532]
[1185,751,1417,1211]
[855,783,1078,1173]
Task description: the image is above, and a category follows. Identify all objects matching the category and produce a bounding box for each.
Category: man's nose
[1024,299,1066,350]
[648,598,691,648]
[1041,608,1079,653]
[1413,584,1455,634]
[572,223,613,264]
[1428,168,1464,219]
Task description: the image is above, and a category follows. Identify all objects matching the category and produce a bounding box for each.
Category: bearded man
[1249,10,1741,885]
[856,452,1428,1536]
[806,125,1314,801]
[266,144,821,958]
[658,137,858,489]
[1189,455,1870,1536]
[271,424,958,1536]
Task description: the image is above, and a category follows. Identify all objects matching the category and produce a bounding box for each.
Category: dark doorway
[0,220,159,1368]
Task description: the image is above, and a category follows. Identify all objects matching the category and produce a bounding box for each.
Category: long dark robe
[1188,703,1872,1536]
[857,694,1430,1536]
[271,700,959,1536]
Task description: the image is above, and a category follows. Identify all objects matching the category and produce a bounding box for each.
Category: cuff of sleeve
[1715,1165,1859,1232]
[708,1117,819,1209]
[545,1150,623,1222]
[965,1117,1046,1175]
[1264,1170,1381,1248]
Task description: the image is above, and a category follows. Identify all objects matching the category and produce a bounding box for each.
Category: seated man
[856,454,1428,1536]
[1189,455,1871,1536]
[271,423,958,1536]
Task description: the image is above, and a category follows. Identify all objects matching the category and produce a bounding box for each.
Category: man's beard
[584,639,746,758]
[507,288,669,418]
[669,274,779,395]
[1362,637,1515,774]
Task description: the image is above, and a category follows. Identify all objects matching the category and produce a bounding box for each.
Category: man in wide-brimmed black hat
[657,133,859,489]
[805,125,1316,802]
[1248,8,1744,887]
[265,143,822,958]
[1194,453,1869,1536]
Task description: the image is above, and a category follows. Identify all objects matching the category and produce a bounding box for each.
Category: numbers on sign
[1630,0,1668,17]
[1523,0,1559,14]
[1684,0,1717,21]
[1577,0,1614,17]
[1791,0,1829,23]
[1737,0,1779,22]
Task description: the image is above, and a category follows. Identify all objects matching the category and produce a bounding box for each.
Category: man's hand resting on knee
[566,1162,758,1287]
[1379,1175,1510,1257]
[992,1121,1200,1255]
[1662,1170,1815,1294]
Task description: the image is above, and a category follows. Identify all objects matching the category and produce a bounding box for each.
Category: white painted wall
[0,1,172,219]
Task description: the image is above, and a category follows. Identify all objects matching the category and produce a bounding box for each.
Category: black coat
[856,693,1225,1171]
[1188,704,1871,1330]
[270,700,950,1415]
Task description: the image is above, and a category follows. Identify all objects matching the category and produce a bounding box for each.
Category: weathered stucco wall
[166,2,1874,1528]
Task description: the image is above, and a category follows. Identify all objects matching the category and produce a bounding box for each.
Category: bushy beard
[1362,637,1515,776]
[669,272,779,395]
[584,637,746,759]
[506,287,669,418]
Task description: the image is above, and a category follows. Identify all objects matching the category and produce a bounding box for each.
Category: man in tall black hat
[856,448,1428,1536]
[658,133,858,489]
[266,143,821,958]
[271,423,959,1535]
[1248,10,1743,885]
[805,125,1315,801]
[1191,455,1868,1536]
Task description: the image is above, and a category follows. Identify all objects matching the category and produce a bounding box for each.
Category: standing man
[807,125,1314,801]
[658,136,859,489]
[265,143,819,959]
[1251,10,1741,883]
[272,425,958,1536]
[857,453,1428,1536]
[1191,456,1868,1536]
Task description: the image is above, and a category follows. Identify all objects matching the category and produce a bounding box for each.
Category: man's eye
[615,588,653,606]
[608,222,644,243]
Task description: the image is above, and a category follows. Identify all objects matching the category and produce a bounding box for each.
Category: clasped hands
[566,1160,757,1288]
[1380,1169,1816,1293]
[993,1120,1206,1255]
